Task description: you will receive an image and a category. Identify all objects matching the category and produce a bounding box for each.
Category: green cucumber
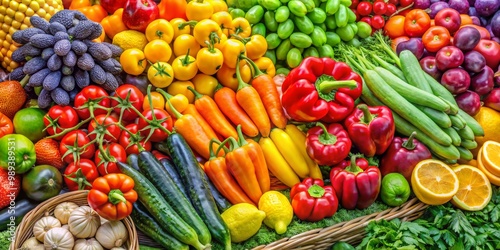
[116,162,207,250]
[456,146,473,161]
[131,202,189,250]
[460,139,478,150]
[449,114,466,129]
[443,127,462,146]
[439,98,458,115]
[361,80,459,160]
[127,153,140,172]
[160,158,188,198]
[364,69,452,146]
[204,171,232,212]
[458,110,484,136]
[167,133,232,250]
[415,104,452,129]
[399,50,432,92]
[456,125,475,141]
[371,54,405,80]
[373,67,451,113]
[138,151,212,246]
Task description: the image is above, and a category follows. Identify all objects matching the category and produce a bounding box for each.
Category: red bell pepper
[305,123,352,166]
[281,57,363,123]
[290,178,339,222]
[344,104,395,157]
[379,132,432,183]
[330,155,381,210]
[63,159,99,191]
[332,153,377,171]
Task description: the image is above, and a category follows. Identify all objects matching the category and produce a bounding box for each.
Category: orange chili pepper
[235,58,271,137]
[213,84,259,137]
[187,86,238,139]
[182,104,221,141]
[204,140,255,205]
[69,0,108,23]
[236,126,270,193]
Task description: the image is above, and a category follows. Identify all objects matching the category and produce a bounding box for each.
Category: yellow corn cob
[0,0,63,71]
[269,128,310,178]
[284,124,323,180]
[259,137,300,188]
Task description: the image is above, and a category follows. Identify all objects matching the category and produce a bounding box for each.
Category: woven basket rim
[9,190,139,250]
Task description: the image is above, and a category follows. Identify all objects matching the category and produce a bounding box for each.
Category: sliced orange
[451,165,492,211]
[411,159,459,205]
[477,148,500,186]
[480,141,500,177]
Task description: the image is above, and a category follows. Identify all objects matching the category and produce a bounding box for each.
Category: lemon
[112,30,148,51]
[258,191,293,234]
[411,159,459,206]
[472,107,500,156]
[221,203,266,243]
[451,165,492,211]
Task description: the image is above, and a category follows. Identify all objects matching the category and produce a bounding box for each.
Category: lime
[380,173,411,207]
[0,134,36,174]
[13,108,47,142]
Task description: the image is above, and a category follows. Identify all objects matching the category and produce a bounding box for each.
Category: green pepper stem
[181,48,194,66]
[20,75,30,87]
[235,57,250,91]
[236,125,248,146]
[214,83,224,92]
[318,80,358,94]
[178,20,197,29]
[165,95,183,119]
[157,88,173,100]
[345,155,363,174]
[241,56,264,78]
[316,122,337,145]
[402,131,417,151]
[108,189,127,205]
[227,137,240,151]
[187,86,203,100]
[357,104,374,124]
[209,139,224,160]
[308,184,325,198]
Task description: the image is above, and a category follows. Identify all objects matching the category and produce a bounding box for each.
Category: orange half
[411,159,459,205]
[480,141,500,177]
[477,148,500,186]
[451,165,492,211]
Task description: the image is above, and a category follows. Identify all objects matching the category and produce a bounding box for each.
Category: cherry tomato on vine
[388,0,399,5]
[356,2,372,17]
[373,1,387,15]
[95,143,127,175]
[119,123,152,155]
[60,130,96,164]
[385,3,397,16]
[64,159,99,191]
[371,15,386,30]
[137,108,173,142]
[73,86,111,120]
[88,114,121,142]
[43,105,79,138]
[111,84,145,121]
[360,16,372,26]
[400,0,413,7]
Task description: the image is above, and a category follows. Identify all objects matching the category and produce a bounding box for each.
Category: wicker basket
[9,190,139,250]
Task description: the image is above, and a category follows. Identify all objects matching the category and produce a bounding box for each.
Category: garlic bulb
[68,206,101,238]
[74,238,104,250]
[43,227,74,250]
[32,216,61,242]
[53,202,78,224]
[95,221,128,249]
[20,237,44,250]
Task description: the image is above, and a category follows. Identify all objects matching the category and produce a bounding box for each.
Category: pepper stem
[209,139,229,159]
[307,184,325,198]
[318,80,358,94]
[187,86,203,100]
[165,94,183,119]
[402,131,417,150]
[345,155,364,174]
[227,137,240,151]
[241,56,264,78]
[235,57,250,91]
[178,20,197,29]
[358,104,374,124]
[316,122,337,145]
[108,189,127,205]
[236,125,248,146]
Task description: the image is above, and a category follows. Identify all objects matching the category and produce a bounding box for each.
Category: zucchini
[449,114,466,129]
[159,158,188,198]
[456,146,473,161]
[442,127,462,146]
[167,133,232,250]
[460,139,478,150]
[0,198,39,230]
[364,70,452,146]
[140,246,164,250]
[371,54,406,80]
[131,202,189,250]
[374,67,451,113]
[399,50,433,92]
[415,104,452,129]
[457,125,475,141]
[127,153,140,172]
[138,151,212,246]
[154,141,170,155]
[116,162,207,250]
[204,171,232,212]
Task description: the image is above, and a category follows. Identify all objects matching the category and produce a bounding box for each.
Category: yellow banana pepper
[192,74,218,97]
[284,124,323,179]
[145,19,174,43]
[259,137,300,188]
[254,57,276,78]
[211,11,233,37]
[270,128,310,178]
[230,17,251,38]
[244,35,268,60]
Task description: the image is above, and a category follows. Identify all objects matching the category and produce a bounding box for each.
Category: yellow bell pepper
[173,34,200,58]
[192,74,218,97]
[216,62,252,91]
[229,17,251,38]
[157,89,190,116]
[100,8,127,40]
[170,18,191,40]
[147,62,174,88]
[143,91,165,111]
[196,42,224,75]
[167,81,196,103]
[214,33,228,51]
[221,38,246,69]
[120,48,147,76]
[244,35,268,60]
[144,40,172,63]
[211,11,233,37]
[186,0,214,21]
[171,52,198,81]
[207,0,228,13]
[254,57,276,78]
[145,19,175,43]
[193,19,223,47]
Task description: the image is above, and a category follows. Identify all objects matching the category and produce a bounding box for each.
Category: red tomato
[372,1,387,15]
[64,159,99,191]
[351,0,360,9]
[0,112,13,139]
[43,105,79,138]
[391,36,410,51]
[473,40,500,70]
[404,9,431,37]
[388,0,399,5]
[73,86,111,120]
[119,123,153,155]
[371,15,386,30]
[422,26,451,52]
[88,114,121,142]
[60,130,96,164]
[95,143,127,175]
[137,108,173,142]
[385,3,397,16]
[360,16,372,26]
[111,84,145,121]
[356,2,372,16]
[384,15,406,39]
[399,0,413,7]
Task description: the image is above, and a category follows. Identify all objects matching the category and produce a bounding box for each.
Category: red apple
[435,46,465,71]
[419,56,442,80]
[455,90,481,116]
[484,88,500,111]
[100,0,127,14]
[434,8,462,34]
[474,39,500,70]
[123,0,159,33]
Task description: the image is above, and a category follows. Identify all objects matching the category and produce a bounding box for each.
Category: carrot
[187,86,238,139]
[214,84,259,137]
[235,58,271,137]
[182,104,222,141]
[243,56,288,129]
